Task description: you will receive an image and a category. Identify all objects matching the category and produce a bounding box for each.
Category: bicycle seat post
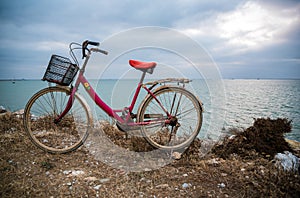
[139,71,147,84]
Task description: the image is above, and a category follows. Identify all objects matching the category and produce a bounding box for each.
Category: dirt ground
[0,113,299,197]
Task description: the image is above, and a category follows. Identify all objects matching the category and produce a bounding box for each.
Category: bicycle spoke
[174,92,183,116]
[24,87,90,153]
[177,107,196,117]
[170,92,177,115]
[138,86,202,150]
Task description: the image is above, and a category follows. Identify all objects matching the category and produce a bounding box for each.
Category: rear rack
[144,78,191,85]
[144,78,191,90]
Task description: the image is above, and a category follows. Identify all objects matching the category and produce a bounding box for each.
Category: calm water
[0,79,299,141]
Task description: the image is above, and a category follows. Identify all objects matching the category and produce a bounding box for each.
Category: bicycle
[23,40,203,154]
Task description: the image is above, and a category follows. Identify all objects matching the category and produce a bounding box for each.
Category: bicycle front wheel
[137,86,203,150]
[23,86,92,153]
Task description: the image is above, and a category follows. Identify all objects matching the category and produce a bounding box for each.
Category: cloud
[217,1,299,50]
[178,1,300,55]
[0,0,299,79]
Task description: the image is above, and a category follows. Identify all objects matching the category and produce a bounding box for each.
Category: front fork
[54,86,76,124]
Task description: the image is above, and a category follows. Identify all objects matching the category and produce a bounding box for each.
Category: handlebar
[82,40,108,59]
[90,48,109,55]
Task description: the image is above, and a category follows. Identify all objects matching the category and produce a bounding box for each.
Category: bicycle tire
[137,86,203,150]
[23,86,92,153]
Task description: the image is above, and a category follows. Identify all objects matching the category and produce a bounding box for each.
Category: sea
[0,79,299,141]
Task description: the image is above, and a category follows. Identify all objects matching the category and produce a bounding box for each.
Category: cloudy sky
[0,0,299,79]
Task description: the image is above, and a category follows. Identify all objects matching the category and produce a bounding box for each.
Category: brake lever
[82,40,89,59]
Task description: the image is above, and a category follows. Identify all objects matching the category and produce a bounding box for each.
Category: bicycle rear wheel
[23,86,92,153]
[137,86,203,150]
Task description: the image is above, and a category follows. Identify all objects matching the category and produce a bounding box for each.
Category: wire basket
[42,55,79,86]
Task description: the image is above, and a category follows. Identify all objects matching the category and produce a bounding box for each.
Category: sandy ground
[0,113,299,197]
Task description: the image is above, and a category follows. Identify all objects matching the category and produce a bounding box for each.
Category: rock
[71,170,85,176]
[0,106,7,113]
[217,183,226,188]
[84,176,98,182]
[99,178,110,183]
[182,183,192,189]
[274,151,299,172]
[13,109,24,118]
[221,173,227,177]
[285,139,300,151]
[207,158,220,166]
[156,183,169,188]
[172,152,182,160]
[63,170,72,175]
[63,170,85,176]
[94,185,102,191]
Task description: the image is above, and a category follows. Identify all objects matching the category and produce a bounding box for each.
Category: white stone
[94,185,102,191]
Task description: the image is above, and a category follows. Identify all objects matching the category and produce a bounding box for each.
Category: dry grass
[0,114,299,197]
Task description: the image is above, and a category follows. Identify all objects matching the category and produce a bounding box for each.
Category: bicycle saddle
[129,60,157,74]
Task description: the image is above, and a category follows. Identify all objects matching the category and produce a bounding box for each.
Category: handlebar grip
[87,41,100,46]
[98,49,108,55]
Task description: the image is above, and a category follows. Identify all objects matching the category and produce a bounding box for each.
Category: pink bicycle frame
[55,53,170,126]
